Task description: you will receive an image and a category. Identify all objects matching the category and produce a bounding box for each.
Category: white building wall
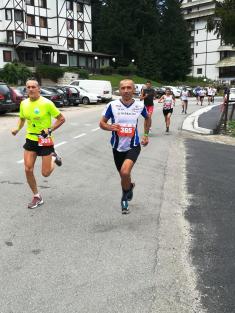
[181,0,222,80]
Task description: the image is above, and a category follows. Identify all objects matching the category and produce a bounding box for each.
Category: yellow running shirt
[19,96,60,141]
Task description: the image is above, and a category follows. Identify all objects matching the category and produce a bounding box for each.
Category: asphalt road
[0,98,234,313]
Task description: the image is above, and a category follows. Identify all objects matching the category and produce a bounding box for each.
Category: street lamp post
[94,56,98,74]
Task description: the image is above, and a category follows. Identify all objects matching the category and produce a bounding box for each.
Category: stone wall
[41,72,79,86]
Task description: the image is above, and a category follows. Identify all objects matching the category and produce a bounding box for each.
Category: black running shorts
[163,108,173,116]
[23,139,54,156]
[112,145,141,172]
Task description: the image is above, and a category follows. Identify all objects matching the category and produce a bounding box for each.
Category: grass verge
[228,120,235,137]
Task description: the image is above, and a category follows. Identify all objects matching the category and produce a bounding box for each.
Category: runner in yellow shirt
[11,78,65,209]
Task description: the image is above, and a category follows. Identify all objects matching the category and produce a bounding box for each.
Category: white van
[69,80,112,102]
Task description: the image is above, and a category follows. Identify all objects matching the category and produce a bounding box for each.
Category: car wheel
[82,97,90,105]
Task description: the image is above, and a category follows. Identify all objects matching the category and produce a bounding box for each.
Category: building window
[3,51,12,62]
[39,16,47,28]
[15,10,24,22]
[78,39,84,50]
[28,34,36,38]
[67,19,74,30]
[77,3,84,13]
[58,54,67,64]
[197,68,202,74]
[7,31,14,43]
[26,0,34,5]
[15,31,24,43]
[196,41,198,46]
[27,15,35,26]
[196,54,198,58]
[67,38,74,49]
[187,8,192,14]
[39,0,47,8]
[67,1,73,10]
[77,21,84,31]
[40,36,48,41]
[5,9,12,20]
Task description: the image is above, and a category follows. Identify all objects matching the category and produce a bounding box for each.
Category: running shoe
[121,199,129,214]
[166,127,169,132]
[51,151,62,166]
[126,183,135,201]
[28,195,44,209]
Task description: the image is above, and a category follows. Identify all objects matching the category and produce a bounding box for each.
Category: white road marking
[54,141,67,148]
[74,133,86,139]
[17,159,24,164]
[91,127,100,132]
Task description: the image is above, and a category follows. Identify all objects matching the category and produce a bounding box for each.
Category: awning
[16,38,69,52]
[216,57,235,68]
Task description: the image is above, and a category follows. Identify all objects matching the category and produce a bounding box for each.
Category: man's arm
[43,113,65,135]
[99,116,120,132]
[11,118,25,136]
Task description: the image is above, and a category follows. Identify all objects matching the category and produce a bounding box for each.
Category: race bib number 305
[38,137,54,147]
[117,126,135,137]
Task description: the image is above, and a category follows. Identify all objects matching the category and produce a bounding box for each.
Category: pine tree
[159,0,192,81]
[208,0,235,46]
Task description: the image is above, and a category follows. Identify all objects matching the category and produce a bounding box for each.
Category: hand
[141,135,149,146]
[110,124,120,132]
[11,128,19,136]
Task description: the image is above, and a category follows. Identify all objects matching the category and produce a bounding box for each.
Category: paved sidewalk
[182,97,223,135]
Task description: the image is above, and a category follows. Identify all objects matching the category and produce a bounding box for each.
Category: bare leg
[119,159,134,191]
[24,150,38,194]
[41,154,55,177]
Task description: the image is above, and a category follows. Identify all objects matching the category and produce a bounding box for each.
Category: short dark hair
[146,80,151,84]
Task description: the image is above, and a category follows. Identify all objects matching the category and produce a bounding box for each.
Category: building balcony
[181,0,214,9]
[182,8,215,20]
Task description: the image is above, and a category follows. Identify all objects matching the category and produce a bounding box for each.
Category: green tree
[207,0,235,46]
[159,0,192,81]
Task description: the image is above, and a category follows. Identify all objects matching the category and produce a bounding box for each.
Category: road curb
[182,104,220,135]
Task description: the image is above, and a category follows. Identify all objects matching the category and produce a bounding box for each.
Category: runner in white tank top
[158,88,175,132]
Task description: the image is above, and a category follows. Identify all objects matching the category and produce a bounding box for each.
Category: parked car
[70,79,112,102]
[16,86,64,107]
[10,87,25,110]
[0,82,15,114]
[58,86,80,106]
[162,86,181,97]
[70,85,101,104]
[134,84,145,96]
[229,88,235,102]
[153,87,165,98]
[43,86,68,106]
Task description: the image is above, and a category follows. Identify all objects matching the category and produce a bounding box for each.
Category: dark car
[40,88,64,108]
[43,86,69,106]
[0,83,16,114]
[16,86,64,107]
[10,87,25,111]
[59,86,80,106]
[154,87,165,98]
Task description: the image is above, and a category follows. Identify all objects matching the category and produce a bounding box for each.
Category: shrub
[36,65,64,82]
[0,63,32,85]
[117,64,137,76]
[100,66,113,75]
[78,68,89,79]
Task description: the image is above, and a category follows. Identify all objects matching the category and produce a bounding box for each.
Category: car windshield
[230,88,235,93]
[79,86,88,92]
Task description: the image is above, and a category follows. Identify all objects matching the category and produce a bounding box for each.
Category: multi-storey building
[0,0,110,70]
[181,0,235,83]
